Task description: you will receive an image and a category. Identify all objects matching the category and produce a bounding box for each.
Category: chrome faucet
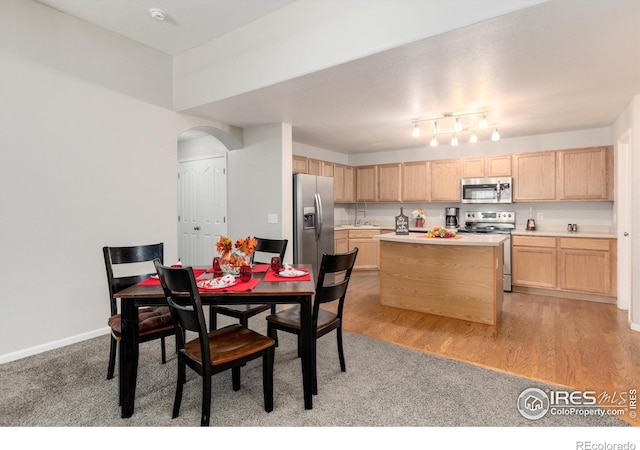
[354,199,367,226]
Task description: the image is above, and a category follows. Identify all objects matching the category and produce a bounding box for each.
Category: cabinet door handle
[624,232,629,237]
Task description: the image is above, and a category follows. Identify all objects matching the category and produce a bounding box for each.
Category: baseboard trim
[512,286,616,304]
[0,328,110,364]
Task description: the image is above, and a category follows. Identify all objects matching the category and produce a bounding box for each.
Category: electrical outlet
[267,213,278,224]
[536,212,544,221]
[439,212,444,219]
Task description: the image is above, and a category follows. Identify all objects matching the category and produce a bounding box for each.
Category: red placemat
[252,264,270,273]
[263,268,311,282]
[198,277,261,292]
[138,268,207,286]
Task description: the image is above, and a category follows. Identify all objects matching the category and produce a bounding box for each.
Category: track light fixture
[410,109,500,145]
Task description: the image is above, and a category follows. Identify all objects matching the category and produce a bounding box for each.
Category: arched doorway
[177,128,236,265]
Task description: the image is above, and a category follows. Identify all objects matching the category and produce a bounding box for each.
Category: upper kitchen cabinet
[402,161,430,201]
[321,161,334,177]
[292,155,308,174]
[461,155,511,178]
[430,159,461,202]
[512,151,556,201]
[378,163,402,202]
[334,164,356,203]
[307,158,322,176]
[356,165,378,202]
[557,146,613,201]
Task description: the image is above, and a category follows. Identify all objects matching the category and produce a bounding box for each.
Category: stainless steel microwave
[461,177,512,204]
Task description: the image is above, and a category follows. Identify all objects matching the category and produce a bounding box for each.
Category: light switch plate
[268,213,278,224]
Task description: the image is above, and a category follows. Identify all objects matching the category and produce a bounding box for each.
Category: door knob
[194,226,200,231]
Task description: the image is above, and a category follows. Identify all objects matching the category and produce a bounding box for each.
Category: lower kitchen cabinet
[334,229,349,253]
[558,237,616,296]
[512,235,617,301]
[512,236,557,288]
[348,229,381,270]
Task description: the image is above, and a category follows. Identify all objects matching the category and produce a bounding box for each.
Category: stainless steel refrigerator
[293,173,334,277]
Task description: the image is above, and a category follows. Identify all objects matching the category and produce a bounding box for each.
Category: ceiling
[35,0,640,154]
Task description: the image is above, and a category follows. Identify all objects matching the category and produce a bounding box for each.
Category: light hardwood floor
[340,271,640,426]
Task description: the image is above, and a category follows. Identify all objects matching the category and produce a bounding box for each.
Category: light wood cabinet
[559,237,616,295]
[512,235,557,288]
[430,159,461,202]
[348,229,381,270]
[402,161,430,201]
[378,163,402,202]
[334,164,356,203]
[512,151,556,201]
[356,165,378,202]
[334,229,349,253]
[321,161,334,177]
[307,158,322,175]
[461,157,486,178]
[512,235,617,300]
[292,155,308,174]
[461,155,511,178]
[557,146,613,201]
[486,155,512,177]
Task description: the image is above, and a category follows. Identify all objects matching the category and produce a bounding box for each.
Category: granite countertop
[374,232,507,247]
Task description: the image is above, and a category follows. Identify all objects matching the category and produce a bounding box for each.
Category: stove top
[459,211,516,234]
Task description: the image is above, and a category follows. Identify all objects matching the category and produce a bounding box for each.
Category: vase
[416,218,425,228]
[220,251,250,276]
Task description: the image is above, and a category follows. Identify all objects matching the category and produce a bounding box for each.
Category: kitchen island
[373,232,507,325]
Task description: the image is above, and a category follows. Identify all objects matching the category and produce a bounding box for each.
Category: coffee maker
[445,207,459,229]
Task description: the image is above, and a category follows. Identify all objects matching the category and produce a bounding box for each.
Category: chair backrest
[153,261,210,360]
[103,243,164,316]
[251,237,288,264]
[313,248,359,322]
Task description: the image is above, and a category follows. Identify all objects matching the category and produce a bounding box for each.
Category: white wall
[0,1,227,361]
[228,124,294,262]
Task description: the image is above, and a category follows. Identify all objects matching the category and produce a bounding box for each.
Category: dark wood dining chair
[209,237,288,330]
[266,248,358,395]
[154,261,275,426]
[103,243,174,382]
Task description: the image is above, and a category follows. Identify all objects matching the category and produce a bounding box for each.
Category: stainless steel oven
[457,211,515,292]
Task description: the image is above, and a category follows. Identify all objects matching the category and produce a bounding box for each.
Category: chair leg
[232,366,241,391]
[337,327,346,372]
[201,373,211,427]
[107,336,117,380]
[173,359,186,419]
[263,348,274,412]
[160,337,167,364]
[267,323,278,347]
[240,316,249,328]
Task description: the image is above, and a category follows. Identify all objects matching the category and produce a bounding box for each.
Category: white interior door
[178,157,227,265]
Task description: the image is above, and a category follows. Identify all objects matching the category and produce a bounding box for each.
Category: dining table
[113,263,316,419]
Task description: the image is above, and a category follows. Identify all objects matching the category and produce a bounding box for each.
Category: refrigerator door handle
[315,192,323,241]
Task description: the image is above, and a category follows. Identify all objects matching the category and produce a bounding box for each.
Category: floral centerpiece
[412,208,426,228]
[426,226,457,238]
[216,235,257,275]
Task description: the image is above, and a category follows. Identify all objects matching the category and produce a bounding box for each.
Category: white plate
[277,269,307,278]
[197,277,237,290]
